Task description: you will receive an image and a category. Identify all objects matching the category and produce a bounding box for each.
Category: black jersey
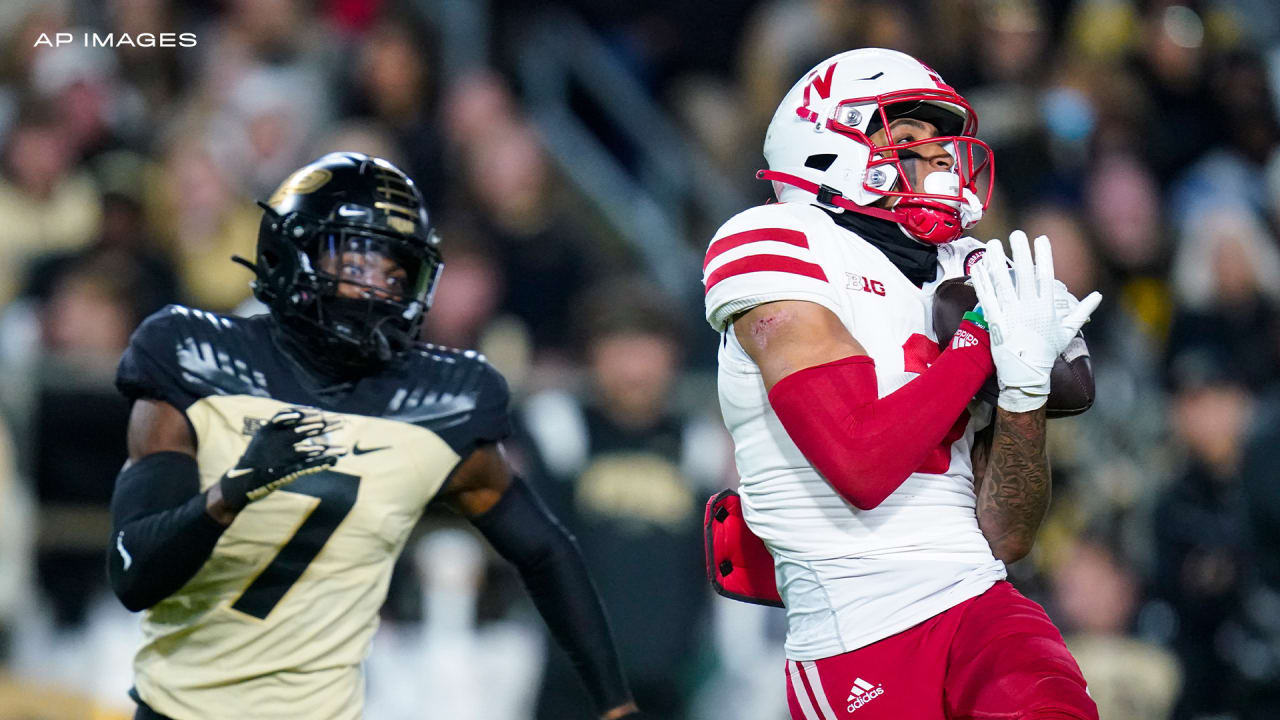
[117,304,510,455]
[113,304,511,719]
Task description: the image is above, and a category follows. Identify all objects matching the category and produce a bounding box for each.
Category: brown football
[931,276,1095,418]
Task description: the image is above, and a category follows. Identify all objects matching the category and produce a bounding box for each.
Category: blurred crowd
[0,0,1278,719]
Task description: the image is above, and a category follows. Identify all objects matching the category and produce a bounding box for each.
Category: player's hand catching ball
[218,408,345,511]
[970,231,1101,413]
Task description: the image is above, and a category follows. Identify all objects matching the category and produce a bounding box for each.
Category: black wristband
[470,477,632,713]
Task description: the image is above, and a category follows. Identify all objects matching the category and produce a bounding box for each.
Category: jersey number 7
[230,469,361,619]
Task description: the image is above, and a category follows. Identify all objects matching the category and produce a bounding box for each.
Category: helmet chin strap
[756,169,966,245]
[368,314,414,362]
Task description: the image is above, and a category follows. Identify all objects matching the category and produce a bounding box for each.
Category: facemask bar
[285,229,443,358]
[307,231,442,305]
[823,89,994,211]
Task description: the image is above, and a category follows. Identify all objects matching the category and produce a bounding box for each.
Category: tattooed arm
[970,407,1049,564]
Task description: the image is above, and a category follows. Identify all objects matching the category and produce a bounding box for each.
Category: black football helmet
[236,152,443,371]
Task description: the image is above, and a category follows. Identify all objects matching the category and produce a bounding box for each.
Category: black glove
[218,408,342,511]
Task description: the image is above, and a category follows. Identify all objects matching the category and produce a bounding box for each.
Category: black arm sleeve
[469,477,632,713]
[107,451,228,612]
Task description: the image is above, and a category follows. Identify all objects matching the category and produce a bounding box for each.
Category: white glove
[970,231,1101,413]
[1051,279,1098,356]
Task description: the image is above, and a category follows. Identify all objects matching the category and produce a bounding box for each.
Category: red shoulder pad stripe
[704,228,808,270]
[704,254,828,292]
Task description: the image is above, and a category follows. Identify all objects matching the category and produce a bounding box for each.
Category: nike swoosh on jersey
[116,531,133,571]
[352,443,391,456]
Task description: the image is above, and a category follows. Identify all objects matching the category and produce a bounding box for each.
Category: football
[932,276,1095,418]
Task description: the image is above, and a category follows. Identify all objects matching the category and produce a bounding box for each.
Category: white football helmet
[760,48,993,245]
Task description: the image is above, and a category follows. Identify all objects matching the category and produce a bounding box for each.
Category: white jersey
[703,202,1006,660]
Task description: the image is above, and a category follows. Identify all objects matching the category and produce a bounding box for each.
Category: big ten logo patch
[242,417,266,436]
[846,272,886,296]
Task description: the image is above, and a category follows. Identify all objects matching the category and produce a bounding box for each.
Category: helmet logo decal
[337,204,374,219]
[266,168,332,207]
[797,63,838,122]
[921,62,955,92]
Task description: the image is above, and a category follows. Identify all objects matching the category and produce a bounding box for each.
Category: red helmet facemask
[763,88,994,245]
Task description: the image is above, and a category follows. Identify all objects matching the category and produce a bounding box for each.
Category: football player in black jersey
[106,152,639,720]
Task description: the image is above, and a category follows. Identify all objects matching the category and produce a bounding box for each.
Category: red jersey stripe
[704,254,828,292]
[704,228,808,270]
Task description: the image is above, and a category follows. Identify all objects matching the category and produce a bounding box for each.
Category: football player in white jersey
[702,48,1103,719]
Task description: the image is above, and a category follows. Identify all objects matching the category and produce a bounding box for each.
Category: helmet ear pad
[784,137,896,209]
[253,209,323,311]
[803,149,899,211]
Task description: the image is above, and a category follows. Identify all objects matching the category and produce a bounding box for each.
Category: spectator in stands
[1129,0,1221,186]
[0,103,101,306]
[1236,389,1280,718]
[23,150,181,325]
[342,16,447,213]
[1085,154,1173,344]
[1050,534,1182,720]
[1154,350,1255,718]
[107,0,188,111]
[28,36,143,167]
[517,278,728,720]
[419,233,505,353]
[1168,206,1280,391]
[0,413,33,661]
[31,257,141,628]
[145,121,259,312]
[1168,49,1280,227]
[453,119,617,361]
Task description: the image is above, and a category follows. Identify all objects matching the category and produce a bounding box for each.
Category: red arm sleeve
[766,320,994,510]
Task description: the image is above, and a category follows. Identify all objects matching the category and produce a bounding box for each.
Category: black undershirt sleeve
[107,451,228,612]
[468,477,632,713]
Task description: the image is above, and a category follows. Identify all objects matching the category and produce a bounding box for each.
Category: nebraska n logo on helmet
[760,48,993,245]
